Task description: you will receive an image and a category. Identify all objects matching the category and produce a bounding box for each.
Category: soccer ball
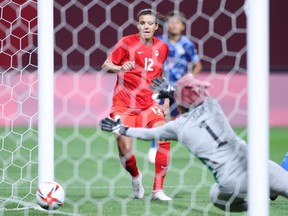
[36,181,65,210]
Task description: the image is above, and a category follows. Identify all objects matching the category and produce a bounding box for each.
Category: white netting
[0,0,248,215]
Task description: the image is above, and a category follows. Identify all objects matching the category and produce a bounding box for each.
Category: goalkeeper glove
[99,118,128,136]
[149,77,174,99]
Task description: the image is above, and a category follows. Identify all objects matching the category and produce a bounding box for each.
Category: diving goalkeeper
[100,74,288,212]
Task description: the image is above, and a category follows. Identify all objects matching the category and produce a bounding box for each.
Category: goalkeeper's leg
[210,183,247,212]
[269,160,288,200]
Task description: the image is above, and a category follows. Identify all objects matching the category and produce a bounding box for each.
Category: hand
[120,61,135,71]
[99,118,128,135]
[149,77,174,99]
[149,77,170,92]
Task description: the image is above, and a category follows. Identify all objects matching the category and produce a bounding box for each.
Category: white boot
[132,172,144,199]
[151,190,172,201]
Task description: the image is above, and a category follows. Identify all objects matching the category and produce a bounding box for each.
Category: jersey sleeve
[108,38,129,66]
[125,121,177,141]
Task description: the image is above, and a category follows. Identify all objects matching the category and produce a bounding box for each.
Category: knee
[117,136,132,156]
[118,146,132,157]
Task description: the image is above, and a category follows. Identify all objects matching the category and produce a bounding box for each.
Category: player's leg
[147,99,165,164]
[209,184,247,212]
[149,99,177,189]
[151,121,171,201]
[117,135,139,177]
[151,123,171,201]
[116,135,144,198]
[280,152,288,171]
[110,108,144,198]
[142,105,171,201]
[147,98,177,164]
[269,160,288,200]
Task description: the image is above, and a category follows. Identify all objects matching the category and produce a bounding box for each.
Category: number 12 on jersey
[144,57,154,71]
[150,106,163,115]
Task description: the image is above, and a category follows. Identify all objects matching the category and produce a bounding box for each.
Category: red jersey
[108,34,169,109]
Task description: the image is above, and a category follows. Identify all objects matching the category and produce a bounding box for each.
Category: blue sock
[150,140,157,148]
[280,152,288,171]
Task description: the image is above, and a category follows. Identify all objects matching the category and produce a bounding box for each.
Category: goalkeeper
[100,74,288,212]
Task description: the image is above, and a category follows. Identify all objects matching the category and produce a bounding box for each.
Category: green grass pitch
[0,128,287,215]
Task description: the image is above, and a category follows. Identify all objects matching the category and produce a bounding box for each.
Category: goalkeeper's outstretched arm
[125,124,177,141]
[100,118,177,141]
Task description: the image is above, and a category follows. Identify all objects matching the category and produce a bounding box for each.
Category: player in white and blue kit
[148,11,202,163]
[159,33,201,87]
[101,75,288,212]
[159,11,202,118]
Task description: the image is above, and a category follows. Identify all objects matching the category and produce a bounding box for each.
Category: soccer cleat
[148,147,157,164]
[270,191,278,201]
[270,195,278,201]
[132,172,144,199]
[151,190,172,201]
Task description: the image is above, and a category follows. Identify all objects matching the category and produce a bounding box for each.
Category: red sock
[153,141,170,191]
[120,154,139,178]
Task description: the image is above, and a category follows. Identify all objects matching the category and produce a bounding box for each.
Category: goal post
[247,0,269,215]
[0,0,275,215]
[37,0,54,185]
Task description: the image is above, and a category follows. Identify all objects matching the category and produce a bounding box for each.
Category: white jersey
[126,97,248,187]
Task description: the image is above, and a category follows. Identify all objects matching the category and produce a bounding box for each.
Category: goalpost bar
[247,0,269,215]
[38,0,55,185]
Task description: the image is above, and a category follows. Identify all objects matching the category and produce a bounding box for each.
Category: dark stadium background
[0,0,287,71]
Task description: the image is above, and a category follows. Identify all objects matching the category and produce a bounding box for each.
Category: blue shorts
[169,97,179,117]
[159,98,179,118]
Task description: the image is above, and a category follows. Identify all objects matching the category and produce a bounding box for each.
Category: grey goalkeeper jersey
[126,97,248,186]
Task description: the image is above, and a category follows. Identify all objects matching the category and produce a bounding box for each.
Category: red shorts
[110,103,165,128]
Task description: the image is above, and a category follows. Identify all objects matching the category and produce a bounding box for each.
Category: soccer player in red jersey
[102,9,171,200]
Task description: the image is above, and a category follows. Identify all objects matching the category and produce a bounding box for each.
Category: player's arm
[102,59,135,73]
[191,61,202,76]
[187,42,202,76]
[101,38,135,73]
[100,117,177,141]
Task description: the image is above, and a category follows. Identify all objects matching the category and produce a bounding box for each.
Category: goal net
[0,0,249,215]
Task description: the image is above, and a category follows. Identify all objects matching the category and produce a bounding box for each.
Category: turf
[0,127,287,215]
